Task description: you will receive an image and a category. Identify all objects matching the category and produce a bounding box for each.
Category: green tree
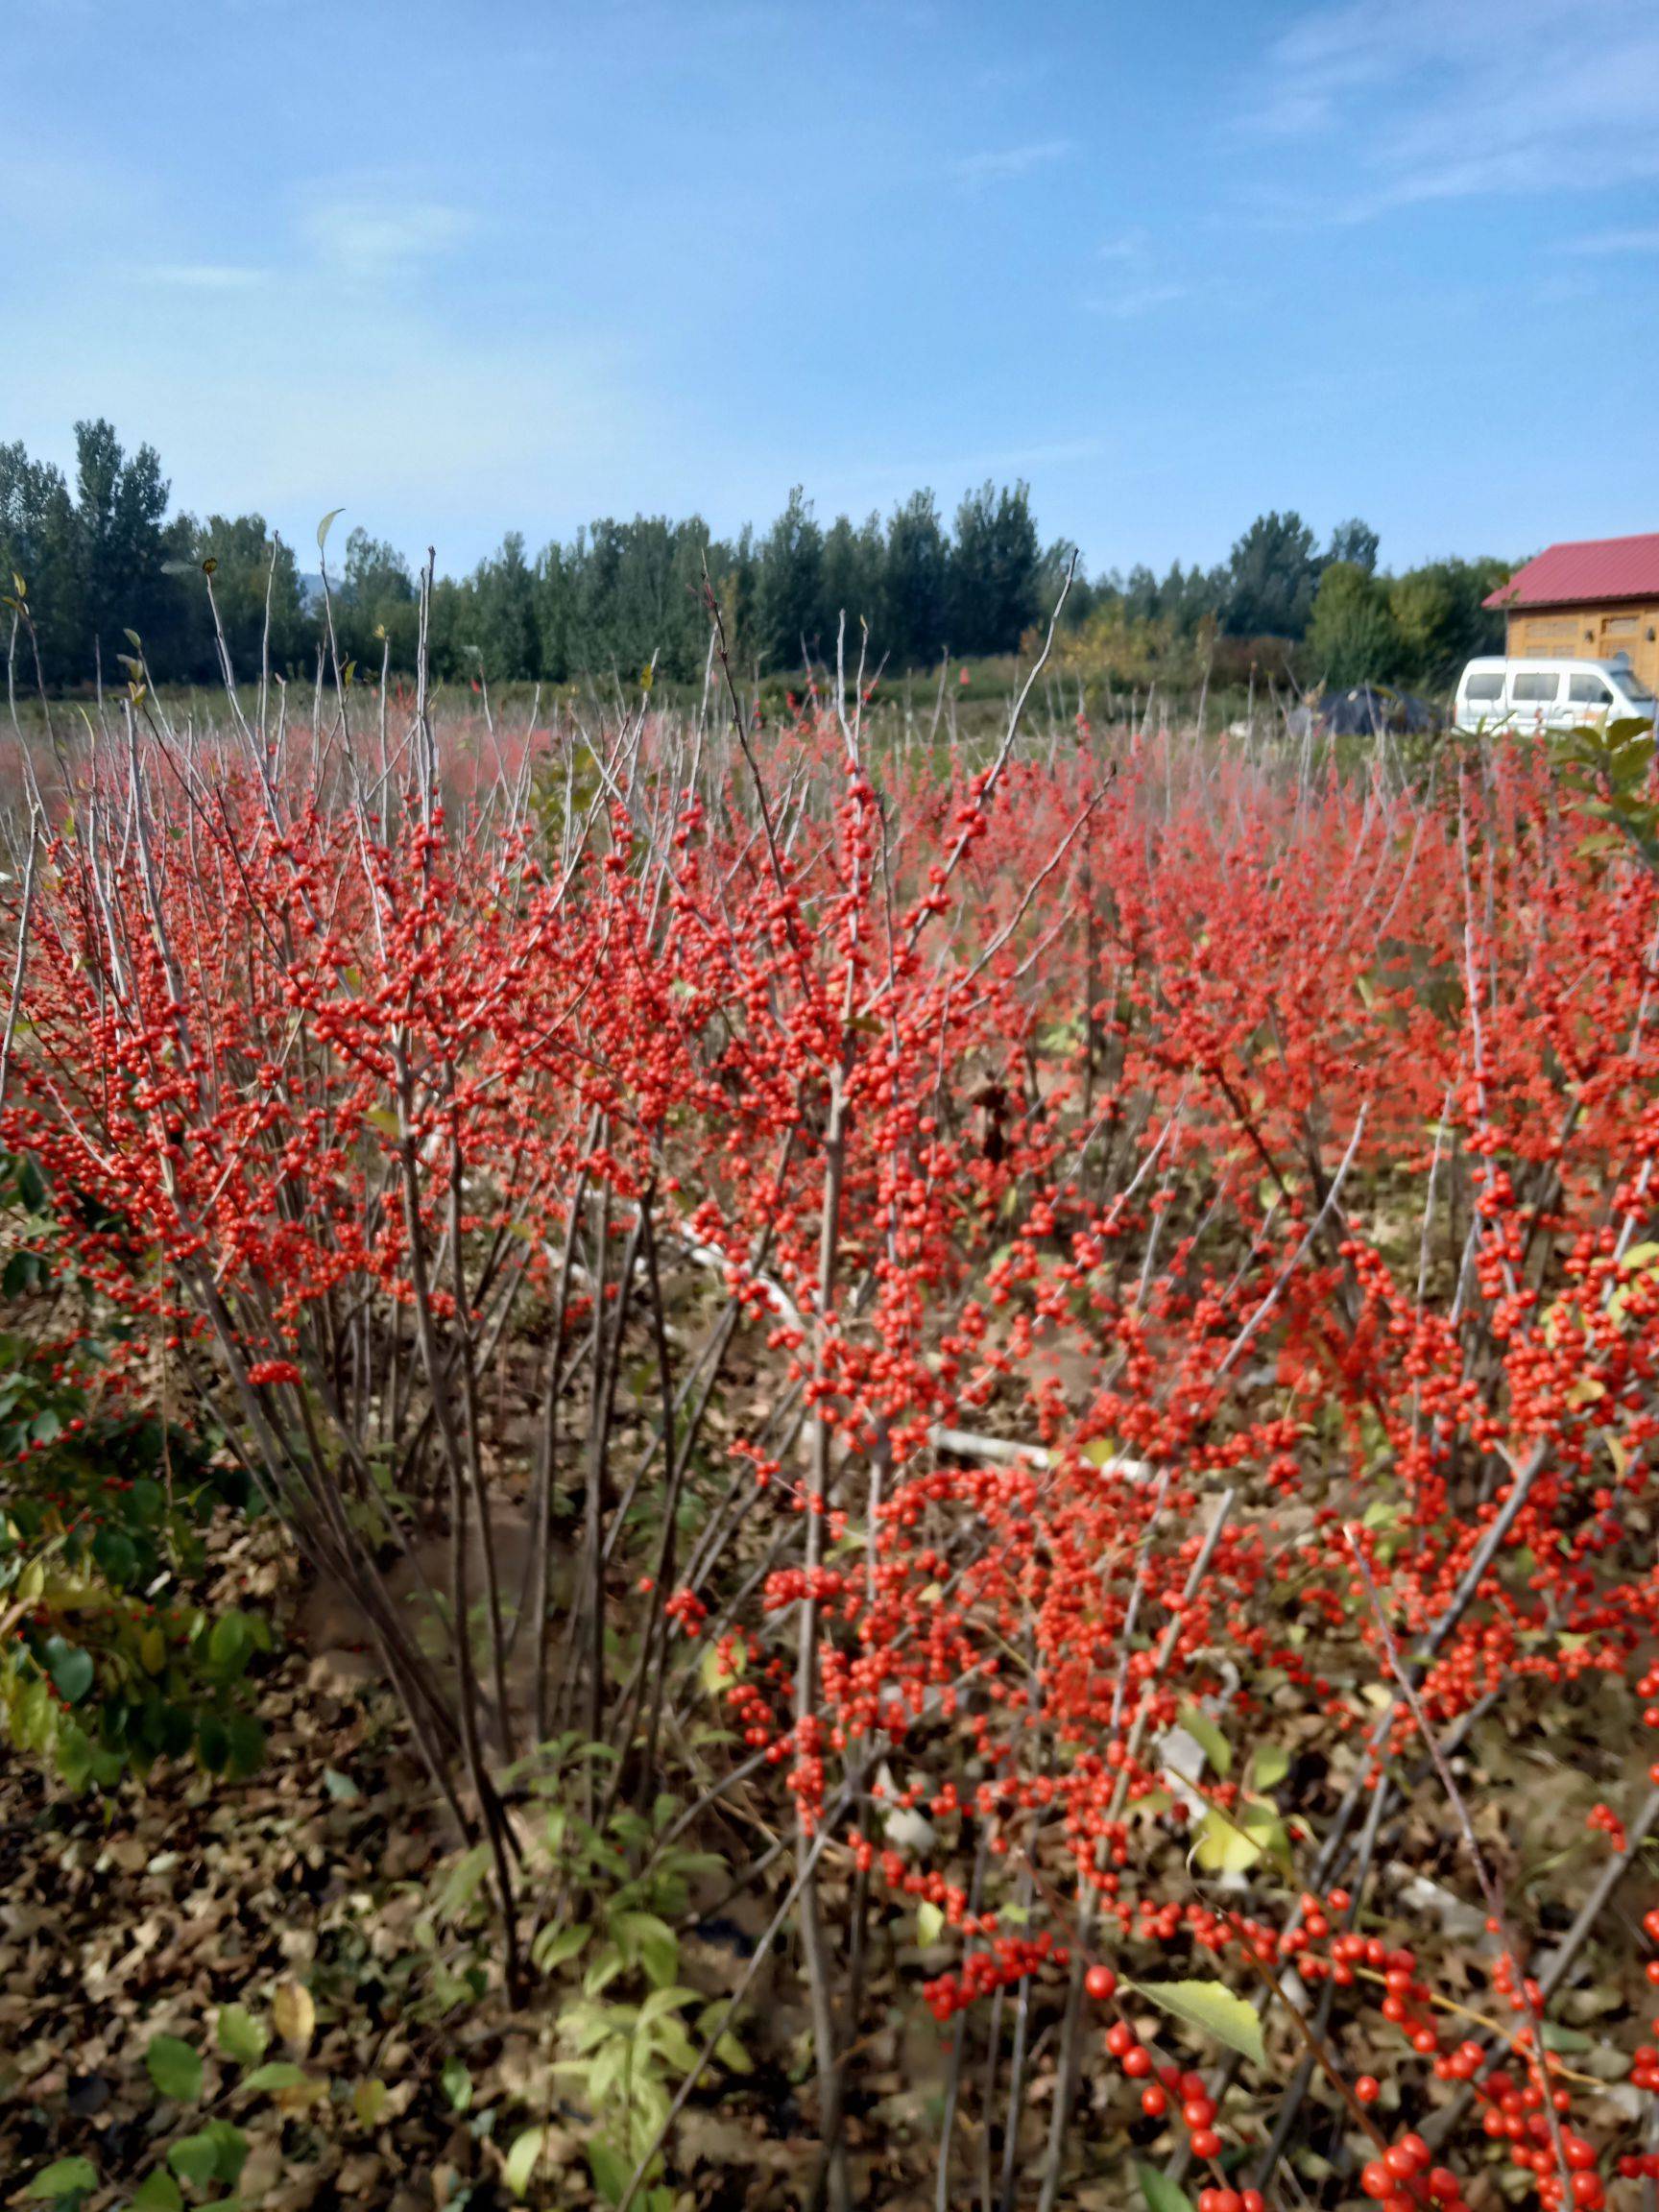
[881,490,950,667]
[710,525,759,670]
[1326,517,1380,574]
[1040,538,1095,633]
[468,531,539,681]
[0,441,80,678]
[172,514,308,682]
[818,512,884,661]
[757,487,825,670]
[533,541,574,683]
[1306,560,1401,687]
[71,418,172,681]
[949,480,1042,656]
[1223,511,1320,639]
[1385,557,1511,689]
[342,527,414,610]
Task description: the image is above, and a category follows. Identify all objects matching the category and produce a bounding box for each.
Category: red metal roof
[1485,534,1659,610]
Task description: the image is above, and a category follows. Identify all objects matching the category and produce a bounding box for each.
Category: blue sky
[8,0,1659,579]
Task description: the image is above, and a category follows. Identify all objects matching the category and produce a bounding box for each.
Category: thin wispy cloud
[139,262,267,291]
[1566,227,1659,256]
[1247,0,1659,217]
[951,139,1072,185]
[1084,282,1187,320]
[1083,229,1187,318]
[4,0,1656,577]
[300,197,472,279]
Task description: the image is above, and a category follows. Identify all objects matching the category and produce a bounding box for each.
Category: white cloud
[1566,226,1659,256]
[1082,227,1190,315]
[1245,0,1659,215]
[300,197,472,279]
[139,262,267,291]
[3,277,646,569]
[952,139,1072,185]
[1084,282,1187,319]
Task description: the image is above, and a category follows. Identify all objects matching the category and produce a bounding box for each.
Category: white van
[1455,654,1657,733]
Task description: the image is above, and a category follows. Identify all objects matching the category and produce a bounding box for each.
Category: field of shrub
[5,593,1659,2212]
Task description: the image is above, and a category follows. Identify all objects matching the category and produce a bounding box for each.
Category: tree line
[2,420,1512,695]
[1058,513,1511,696]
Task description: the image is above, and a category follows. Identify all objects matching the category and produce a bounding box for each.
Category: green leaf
[917,1900,945,1946]
[1249,1743,1291,1793]
[200,2123,249,2185]
[589,2143,631,2205]
[1192,1797,1288,1878]
[610,1909,678,1986]
[133,2174,184,2212]
[146,2032,204,2103]
[503,2128,545,2198]
[25,2160,99,2200]
[216,2004,269,2064]
[241,2060,308,2092]
[44,1638,95,1706]
[54,1723,93,1792]
[317,507,345,554]
[166,2137,221,2187]
[352,2077,389,2128]
[441,2055,473,2111]
[1175,1706,1231,1776]
[223,1713,266,1778]
[637,1985,697,2032]
[1136,2164,1196,2212]
[323,1766,361,1801]
[208,1612,253,1677]
[532,1920,591,1971]
[583,1939,626,1997]
[197,1714,230,1772]
[1128,1978,1265,2068]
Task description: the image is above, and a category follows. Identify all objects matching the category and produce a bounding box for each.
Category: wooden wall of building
[1506,602,1659,692]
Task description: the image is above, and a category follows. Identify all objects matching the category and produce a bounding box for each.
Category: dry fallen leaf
[272,1977,316,2054]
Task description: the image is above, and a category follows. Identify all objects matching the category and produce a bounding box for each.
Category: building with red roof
[1484,535,1659,692]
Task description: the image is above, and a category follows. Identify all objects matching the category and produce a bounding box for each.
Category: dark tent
[1310,685,1439,736]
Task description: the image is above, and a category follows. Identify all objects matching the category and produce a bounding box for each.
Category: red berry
[1085,1963,1118,2002]
[1356,2075,1380,2104]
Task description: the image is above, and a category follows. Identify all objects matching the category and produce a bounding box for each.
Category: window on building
[1512,672,1559,703]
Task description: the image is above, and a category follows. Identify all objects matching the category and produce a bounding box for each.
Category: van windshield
[1615,680,1657,708]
